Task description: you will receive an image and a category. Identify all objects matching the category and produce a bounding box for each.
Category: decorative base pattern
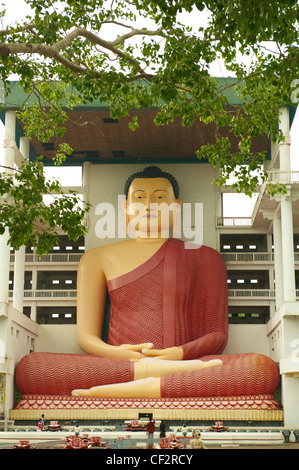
[14,394,280,412]
[10,394,284,421]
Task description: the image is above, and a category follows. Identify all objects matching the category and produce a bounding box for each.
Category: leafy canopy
[0,0,298,251]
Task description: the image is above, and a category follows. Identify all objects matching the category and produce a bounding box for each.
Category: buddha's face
[125,177,181,238]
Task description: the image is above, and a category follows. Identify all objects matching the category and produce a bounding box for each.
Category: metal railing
[227,289,275,298]
[223,252,299,263]
[9,288,277,300]
[267,170,299,184]
[222,252,274,263]
[217,217,252,227]
[10,253,83,264]
[8,288,299,302]
[9,290,77,299]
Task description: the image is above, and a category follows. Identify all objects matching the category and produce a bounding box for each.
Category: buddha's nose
[144,195,152,210]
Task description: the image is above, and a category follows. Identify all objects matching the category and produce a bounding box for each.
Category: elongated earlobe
[126,213,130,235]
[121,198,130,235]
[173,204,181,234]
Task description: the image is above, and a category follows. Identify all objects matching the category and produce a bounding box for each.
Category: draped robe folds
[15,239,280,397]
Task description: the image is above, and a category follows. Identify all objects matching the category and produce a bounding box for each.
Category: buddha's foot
[72,389,91,397]
[72,377,161,398]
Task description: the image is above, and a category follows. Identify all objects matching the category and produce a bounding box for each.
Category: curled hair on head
[124,166,180,199]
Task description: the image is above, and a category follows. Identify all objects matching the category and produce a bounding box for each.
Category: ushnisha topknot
[124,166,180,199]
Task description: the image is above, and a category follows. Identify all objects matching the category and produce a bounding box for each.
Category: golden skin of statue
[191,430,205,449]
[72,177,222,397]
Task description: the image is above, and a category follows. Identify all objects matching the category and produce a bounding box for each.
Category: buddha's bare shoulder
[79,240,134,264]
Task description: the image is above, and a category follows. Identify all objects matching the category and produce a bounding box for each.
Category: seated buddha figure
[15,166,280,400]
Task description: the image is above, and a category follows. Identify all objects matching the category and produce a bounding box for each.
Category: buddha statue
[191,430,205,449]
[15,166,280,401]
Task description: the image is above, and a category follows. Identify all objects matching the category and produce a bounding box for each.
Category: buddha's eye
[154,192,167,199]
[133,192,145,199]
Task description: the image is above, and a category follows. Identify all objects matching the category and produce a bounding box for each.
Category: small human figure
[191,429,205,449]
[37,419,43,431]
[147,417,155,439]
[159,420,166,438]
[40,414,45,429]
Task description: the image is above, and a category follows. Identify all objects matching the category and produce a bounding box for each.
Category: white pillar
[0,111,16,303]
[3,110,16,169]
[82,161,91,248]
[273,213,284,309]
[31,267,37,290]
[276,107,296,303]
[30,302,37,322]
[19,135,30,162]
[12,136,30,312]
[12,245,25,312]
[276,107,299,427]
[0,230,10,302]
[280,193,296,302]
[278,107,291,172]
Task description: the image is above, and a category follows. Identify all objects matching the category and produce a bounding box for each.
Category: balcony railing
[223,252,299,263]
[8,288,299,303]
[217,217,252,227]
[9,288,276,301]
[228,289,275,298]
[10,253,83,264]
[10,251,299,265]
[267,170,299,184]
[222,252,274,263]
[9,290,77,299]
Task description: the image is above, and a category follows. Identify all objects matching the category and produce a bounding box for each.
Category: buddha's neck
[133,234,170,244]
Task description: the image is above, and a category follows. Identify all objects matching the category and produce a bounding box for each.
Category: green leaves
[0,0,297,253]
[0,159,90,256]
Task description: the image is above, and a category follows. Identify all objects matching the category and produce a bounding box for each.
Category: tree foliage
[0,157,90,255]
[0,0,298,251]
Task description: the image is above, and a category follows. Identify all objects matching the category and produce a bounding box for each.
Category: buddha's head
[192,429,201,439]
[123,166,181,239]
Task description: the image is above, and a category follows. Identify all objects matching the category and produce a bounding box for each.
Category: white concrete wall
[224,325,271,356]
[0,303,38,417]
[36,325,82,354]
[281,375,299,428]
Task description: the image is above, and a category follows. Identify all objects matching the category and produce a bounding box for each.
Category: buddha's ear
[173,200,181,235]
[121,198,130,235]
[121,198,127,213]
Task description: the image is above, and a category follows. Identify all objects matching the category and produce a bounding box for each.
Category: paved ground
[213,443,299,449]
[1,428,298,450]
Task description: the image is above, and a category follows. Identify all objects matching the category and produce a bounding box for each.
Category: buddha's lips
[142,213,158,218]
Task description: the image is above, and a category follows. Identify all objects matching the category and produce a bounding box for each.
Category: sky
[0,0,298,218]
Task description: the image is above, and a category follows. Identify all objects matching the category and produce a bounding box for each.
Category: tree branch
[0,22,37,36]
[0,26,164,78]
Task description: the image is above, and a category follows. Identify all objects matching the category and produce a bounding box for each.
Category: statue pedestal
[10,394,283,422]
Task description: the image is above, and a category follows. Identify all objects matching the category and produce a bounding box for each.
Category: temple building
[0,80,299,428]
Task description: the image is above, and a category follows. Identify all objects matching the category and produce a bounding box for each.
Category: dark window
[228,306,270,324]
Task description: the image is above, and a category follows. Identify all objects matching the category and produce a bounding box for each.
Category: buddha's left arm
[179,330,228,360]
[141,330,227,361]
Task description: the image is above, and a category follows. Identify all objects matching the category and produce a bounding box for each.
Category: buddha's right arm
[76,249,150,361]
[77,330,152,361]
